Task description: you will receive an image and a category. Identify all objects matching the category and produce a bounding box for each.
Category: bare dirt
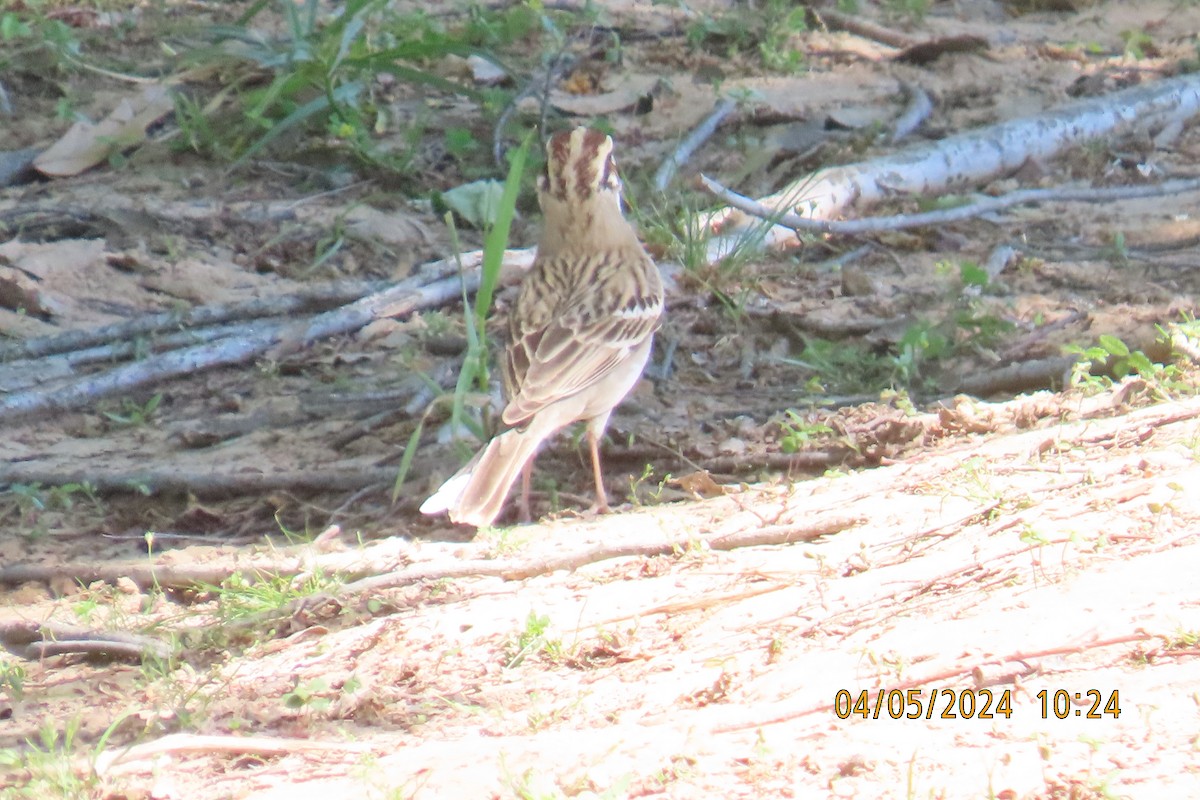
[2,1,1200,798]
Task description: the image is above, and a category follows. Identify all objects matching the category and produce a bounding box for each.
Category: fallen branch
[707,515,863,550]
[0,509,859,612]
[701,174,1200,236]
[811,7,916,49]
[0,146,40,188]
[95,733,369,776]
[0,249,535,424]
[890,81,932,143]
[0,534,412,590]
[0,321,261,393]
[653,97,737,191]
[0,279,384,362]
[337,512,861,594]
[701,73,1200,256]
[0,463,399,500]
[953,355,1081,397]
[0,620,173,662]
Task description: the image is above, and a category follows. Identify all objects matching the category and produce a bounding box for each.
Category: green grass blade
[357,60,483,101]
[230,80,361,170]
[444,213,477,440]
[235,0,271,26]
[391,417,425,504]
[475,131,532,344]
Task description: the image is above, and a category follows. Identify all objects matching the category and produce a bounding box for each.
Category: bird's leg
[586,427,611,515]
[517,459,533,523]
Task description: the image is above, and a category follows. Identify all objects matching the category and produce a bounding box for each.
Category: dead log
[702,73,1200,259]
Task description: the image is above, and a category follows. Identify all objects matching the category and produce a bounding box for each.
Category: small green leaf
[958,261,988,287]
[1098,334,1129,357]
[1125,350,1155,377]
[444,126,477,159]
[1,13,32,40]
[441,179,506,229]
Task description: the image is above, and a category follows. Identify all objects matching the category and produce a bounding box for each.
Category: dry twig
[96,733,369,776]
[0,620,172,662]
[701,74,1200,258]
[0,250,534,424]
[701,174,1200,236]
[653,97,737,191]
[890,81,932,143]
[0,280,384,362]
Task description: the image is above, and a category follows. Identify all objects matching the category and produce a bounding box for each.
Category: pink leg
[586,428,611,515]
[517,459,533,523]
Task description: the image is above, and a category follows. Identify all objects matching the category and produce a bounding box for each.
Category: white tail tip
[419,472,471,516]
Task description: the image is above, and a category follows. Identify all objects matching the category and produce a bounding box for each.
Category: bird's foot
[582,499,612,518]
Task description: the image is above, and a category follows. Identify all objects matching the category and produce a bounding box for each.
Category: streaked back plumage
[420,126,664,527]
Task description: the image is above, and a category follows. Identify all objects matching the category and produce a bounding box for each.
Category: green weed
[682,0,807,73]
[0,9,82,75]
[883,0,930,23]
[208,568,340,622]
[2,482,102,539]
[177,0,485,170]
[100,393,163,427]
[1120,29,1156,60]
[632,188,781,322]
[1066,333,1185,396]
[0,659,25,700]
[504,611,565,668]
[400,132,531,498]
[777,411,832,453]
[628,463,671,506]
[0,717,110,800]
[282,677,332,713]
[890,319,949,389]
[778,337,892,396]
[1101,231,1129,267]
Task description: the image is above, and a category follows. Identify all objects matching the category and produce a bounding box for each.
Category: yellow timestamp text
[833,688,1123,720]
[834,688,1014,720]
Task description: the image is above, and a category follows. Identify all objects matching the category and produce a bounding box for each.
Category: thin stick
[813,8,916,49]
[0,259,532,423]
[0,620,173,662]
[96,733,369,776]
[0,280,383,362]
[0,321,261,393]
[700,174,1200,235]
[0,464,399,499]
[653,98,737,191]
[890,81,933,143]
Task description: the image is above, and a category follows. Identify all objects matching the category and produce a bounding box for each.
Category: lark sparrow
[420,127,664,527]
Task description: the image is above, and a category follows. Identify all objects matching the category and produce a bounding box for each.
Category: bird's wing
[502,252,662,427]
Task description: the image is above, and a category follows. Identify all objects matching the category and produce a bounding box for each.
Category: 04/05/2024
[833,688,1121,720]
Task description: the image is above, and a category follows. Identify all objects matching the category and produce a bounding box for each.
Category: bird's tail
[419,425,546,528]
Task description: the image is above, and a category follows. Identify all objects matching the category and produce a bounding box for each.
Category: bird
[419,126,664,528]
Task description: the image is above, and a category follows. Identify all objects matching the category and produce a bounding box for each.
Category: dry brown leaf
[0,265,52,317]
[673,470,727,499]
[33,84,175,177]
[547,74,659,116]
